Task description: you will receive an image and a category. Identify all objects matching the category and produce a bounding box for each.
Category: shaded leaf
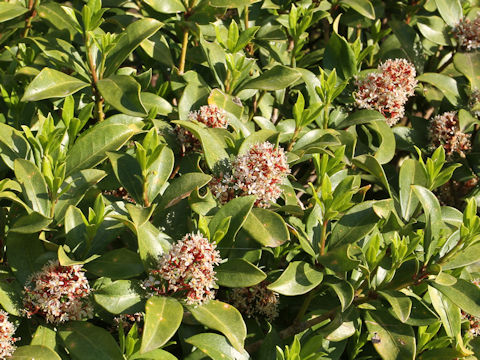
[267,261,323,296]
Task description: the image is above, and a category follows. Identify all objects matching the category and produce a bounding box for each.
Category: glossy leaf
[330,201,379,248]
[143,0,186,13]
[267,261,323,296]
[186,333,249,360]
[145,146,174,204]
[65,123,136,176]
[378,290,412,323]
[22,68,89,102]
[242,65,302,91]
[187,300,247,352]
[140,296,183,353]
[14,159,51,217]
[428,285,460,338]
[157,172,212,210]
[399,159,427,221]
[417,73,460,106]
[86,248,144,279]
[242,207,289,247]
[97,75,147,117]
[365,310,416,360]
[453,52,480,90]
[339,0,375,19]
[11,345,61,360]
[94,280,143,314]
[0,123,30,170]
[216,258,266,287]
[107,152,143,204]
[0,3,28,22]
[431,278,480,317]
[59,322,123,360]
[104,18,162,77]
[323,32,357,80]
[434,0,462,27]
[137,221,172,269]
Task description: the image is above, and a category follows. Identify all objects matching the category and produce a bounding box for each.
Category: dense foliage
[1,0,480,359]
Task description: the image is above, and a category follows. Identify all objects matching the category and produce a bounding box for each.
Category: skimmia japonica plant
[2,0,480,359]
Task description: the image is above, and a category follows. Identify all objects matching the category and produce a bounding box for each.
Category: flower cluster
[454,15,480,51]
[429,112,472,158]
[176,105,228,151]
[0,310,17,359]
[469,89,480,117]
[113,312,144,333]
[23,261,94,324]
[143,233,221,306]
[354,58,417,126]
[210,142,290,208]
[230,282,279,322]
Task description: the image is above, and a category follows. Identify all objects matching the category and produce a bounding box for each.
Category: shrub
[0,0,480,359]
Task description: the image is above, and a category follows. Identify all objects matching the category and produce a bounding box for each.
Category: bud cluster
[230,282,279,322]
[454,15,480,51]
[429,112,471,158]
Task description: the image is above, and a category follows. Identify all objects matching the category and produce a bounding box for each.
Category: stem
[287,127,301,152]
[244,5,249,29]
[85,33,105,122]
[178,27,189,74]
[293,290,315,323]
[320,219,328,256]
[22,0,37,38]
[438,237,465,265]
[323,104,330,129]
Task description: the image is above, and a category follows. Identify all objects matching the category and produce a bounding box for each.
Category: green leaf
[145,147,174,204]
[94,280,143,314]
[428,285,460,338]
[317,244,361,273]
[10,211,52,234]
[323,32,357,80]
[416,16,451,46]
[399,159,427,221]
[364,120,396,164]
[104,18,162,77]
[86,248,144,279]
[143,0,186,13]
[238,130,277,155]
[208,0,258,8]
[140,33,174,67]
[136,221,172,270]
[31,325,57,349]
[130,349,178,360]
[443,242,480,270]
[0,282,22,316]
[173,120,228,171]
[14,159,51,217]
[417,73,460,106]
[242,208,289,247]
[59,322,123,360]
[187,300,247,352]
[0,3,28,22]
[325,277,355,311]
[267,261,324,296]
[6,232,44,284]
[21,68,89,102]
[389,20,425,70]
[10,345,61,360]
[0,123,30,170]
[337,109,385,128]
[140,296,183,353]
[54,169,106,222]
[107,152,144,205]
[186,333,249,360]
[378,291,412,323]
[412,186,443,263]
[242,65,302,91]
[216,258,266,287]
[37,3,79,38]
[141,92,173,116]
[209,196,255,250]
[330,201,379,248]
[434,0,462,27]
[65,123,136,176]
[365,310,416,360]
[157,173,212,210]
[97,75,147,117]
[353,155,391,194]
[208,89,243,120]
[339,0,375,20]
[453,52,480,90]
[431,278,480,318]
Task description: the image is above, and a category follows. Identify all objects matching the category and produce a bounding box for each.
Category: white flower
[143,233,221,306]
[0,310,17,359]
[210,142,290,208]
[23,260,93,324]
[354,58,417,126]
